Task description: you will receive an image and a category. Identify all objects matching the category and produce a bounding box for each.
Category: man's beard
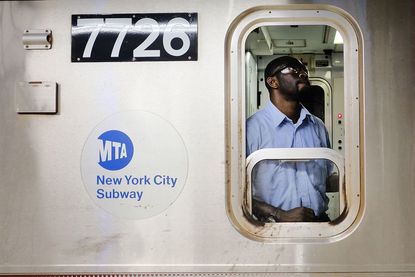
[297,80,311,94]
[280,80,311,101]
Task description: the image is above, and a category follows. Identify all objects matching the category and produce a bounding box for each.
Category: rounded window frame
[225,5,364,242]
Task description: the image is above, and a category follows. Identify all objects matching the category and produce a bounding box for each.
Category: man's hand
[252,199,317,222]
[277,207,316,222]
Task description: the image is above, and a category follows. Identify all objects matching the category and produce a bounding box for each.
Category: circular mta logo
[98,130,134,171]
[80,111,188,220]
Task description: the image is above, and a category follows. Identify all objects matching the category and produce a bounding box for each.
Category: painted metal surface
[0,0,414,275]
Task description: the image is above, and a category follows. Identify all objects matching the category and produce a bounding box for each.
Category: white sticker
[81,111,188,219]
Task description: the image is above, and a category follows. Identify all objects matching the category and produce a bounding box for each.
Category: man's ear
[266,76,279,89]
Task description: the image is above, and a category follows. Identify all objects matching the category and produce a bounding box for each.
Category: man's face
[276,63,310,101]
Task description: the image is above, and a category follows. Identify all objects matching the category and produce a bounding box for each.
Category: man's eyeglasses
[273,65,309,77]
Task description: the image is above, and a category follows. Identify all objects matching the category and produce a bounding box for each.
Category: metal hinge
[22,29,52,50]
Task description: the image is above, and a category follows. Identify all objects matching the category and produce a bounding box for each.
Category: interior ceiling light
[334,31,344,44]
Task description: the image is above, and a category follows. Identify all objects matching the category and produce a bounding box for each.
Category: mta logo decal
[98,130,134,171]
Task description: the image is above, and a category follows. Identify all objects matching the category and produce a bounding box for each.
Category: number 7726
[75,16,192,59]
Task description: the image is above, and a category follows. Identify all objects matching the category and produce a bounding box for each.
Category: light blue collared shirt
[246,101,331,216]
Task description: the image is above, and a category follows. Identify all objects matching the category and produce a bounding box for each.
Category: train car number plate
[71,13,198,62]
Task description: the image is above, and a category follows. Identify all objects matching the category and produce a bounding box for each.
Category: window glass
[244,25,345,223]
[250,159,340,222]
[245,26,344,150]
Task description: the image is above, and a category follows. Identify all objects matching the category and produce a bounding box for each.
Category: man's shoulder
[247,108,269,123]
[307,114,330,143]
[247,109,269,130]
[310,114,326,128]
[246,109,270,153]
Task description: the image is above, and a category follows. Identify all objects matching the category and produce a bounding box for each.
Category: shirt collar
[265,101,315,126]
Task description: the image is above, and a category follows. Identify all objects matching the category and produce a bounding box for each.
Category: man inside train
[246,56,333,222]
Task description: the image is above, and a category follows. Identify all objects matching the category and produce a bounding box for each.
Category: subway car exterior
[0,0,414,276]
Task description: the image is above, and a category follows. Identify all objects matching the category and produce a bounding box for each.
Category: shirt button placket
[290,124,296,147]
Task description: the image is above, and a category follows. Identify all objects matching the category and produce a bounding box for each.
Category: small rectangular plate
[274,39,306,48]
[15,81,57,114]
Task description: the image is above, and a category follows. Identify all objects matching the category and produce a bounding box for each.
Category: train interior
[245,25,345,220]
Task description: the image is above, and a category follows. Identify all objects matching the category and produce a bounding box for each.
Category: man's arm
[252,198,316,222]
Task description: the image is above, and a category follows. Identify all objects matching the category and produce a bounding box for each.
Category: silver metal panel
[0,0,414,275]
